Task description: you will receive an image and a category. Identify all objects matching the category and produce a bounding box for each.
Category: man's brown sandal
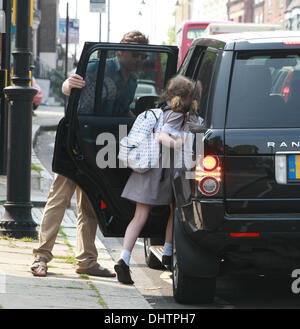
[31,256,48,277]
[76,263,116,277]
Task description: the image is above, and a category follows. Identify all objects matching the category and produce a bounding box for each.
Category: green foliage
[166,25,176,45]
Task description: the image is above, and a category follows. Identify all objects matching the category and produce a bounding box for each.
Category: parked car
[32,77,42,110]
[135,79,158,98]
[53,32,300,304]
[129,79,158,112]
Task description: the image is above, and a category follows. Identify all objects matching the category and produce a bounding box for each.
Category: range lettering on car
[267,141,300,148]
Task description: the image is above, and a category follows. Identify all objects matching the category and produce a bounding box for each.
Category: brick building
[228,0,294,27]
[285,0,300,30]
[253,0,264,23]
[263,0,289,25]
[175,0,191,31]
[227,0,253,22]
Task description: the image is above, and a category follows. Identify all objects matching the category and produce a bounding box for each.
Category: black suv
[53,31,300,304]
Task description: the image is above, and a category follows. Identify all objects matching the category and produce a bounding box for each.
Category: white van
[203,22,282,36]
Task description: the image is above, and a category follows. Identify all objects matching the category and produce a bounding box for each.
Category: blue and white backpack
[118,108,164,173]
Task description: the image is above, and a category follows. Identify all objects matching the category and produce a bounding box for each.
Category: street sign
[59,18,80,44]
[90,0,106,13]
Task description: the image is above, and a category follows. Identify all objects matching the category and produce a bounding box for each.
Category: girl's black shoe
[114,259,134,285]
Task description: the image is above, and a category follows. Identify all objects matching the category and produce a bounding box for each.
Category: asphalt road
[33,106,300,309]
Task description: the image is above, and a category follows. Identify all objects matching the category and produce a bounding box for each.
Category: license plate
[288,155,300,181]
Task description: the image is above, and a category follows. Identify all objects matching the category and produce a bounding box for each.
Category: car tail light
[100,200,107,209]
[202,155,218,171]
[282,86,290,102]
[196,155,221,196]
[230,233,260,237]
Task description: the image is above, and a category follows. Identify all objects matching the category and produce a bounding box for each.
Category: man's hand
[62,74,86,96]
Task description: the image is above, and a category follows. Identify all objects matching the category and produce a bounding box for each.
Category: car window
[77,49,169,117]
[194,50,218,118]
[178,46,206,78]
[226,51,300,128]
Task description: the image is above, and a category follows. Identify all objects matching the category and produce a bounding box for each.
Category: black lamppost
[0,0,12,175]
[0,0,38,238]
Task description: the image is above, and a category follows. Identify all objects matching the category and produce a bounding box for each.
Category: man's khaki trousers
[33,173,98,270]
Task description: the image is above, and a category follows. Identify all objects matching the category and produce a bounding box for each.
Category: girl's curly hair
[158,75,201,115]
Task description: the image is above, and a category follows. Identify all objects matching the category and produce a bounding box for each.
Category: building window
[268,0,272,13]
[239,15,242,22]
[280,0,284,8]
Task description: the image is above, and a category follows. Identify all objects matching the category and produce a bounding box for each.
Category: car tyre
[144,238,164,269]
[172,231,216,304]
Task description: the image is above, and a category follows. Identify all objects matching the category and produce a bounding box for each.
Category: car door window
[77,48,170,117]
[194,49,218,118]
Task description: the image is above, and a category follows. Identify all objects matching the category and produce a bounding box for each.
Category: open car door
[53,42,178,237]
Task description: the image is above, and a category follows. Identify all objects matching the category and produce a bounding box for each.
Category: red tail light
[202,155,218,171]
[100,200,107,209]
[196,155,221,196]
[230,233,260,237]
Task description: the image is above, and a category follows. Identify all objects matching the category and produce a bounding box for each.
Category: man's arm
[62,74,86,96]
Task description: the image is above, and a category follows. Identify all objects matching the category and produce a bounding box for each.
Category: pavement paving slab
[0,106,152,310]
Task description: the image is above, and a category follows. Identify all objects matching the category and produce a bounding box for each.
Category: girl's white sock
[163,242,172,256]
[120,249,131,266]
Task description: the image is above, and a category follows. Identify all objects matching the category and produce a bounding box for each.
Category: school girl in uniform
[114,75,200,284]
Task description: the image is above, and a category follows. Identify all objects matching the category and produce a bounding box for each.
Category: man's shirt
[78,57,137,116]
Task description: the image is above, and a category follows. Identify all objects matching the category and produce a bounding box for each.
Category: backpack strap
[145,109,161,133]
[145,109,159,121]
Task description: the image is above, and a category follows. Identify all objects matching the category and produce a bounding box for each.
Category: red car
[32,77,42,110]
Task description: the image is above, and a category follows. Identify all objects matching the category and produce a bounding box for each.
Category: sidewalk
[0,109,152,309]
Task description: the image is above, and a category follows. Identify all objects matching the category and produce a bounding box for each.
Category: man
[30,30,149,277]
[70,61,78,75]
[74,30,149,117]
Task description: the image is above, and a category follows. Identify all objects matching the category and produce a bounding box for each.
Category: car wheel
[172,232,216,304]
[144,238,164,269]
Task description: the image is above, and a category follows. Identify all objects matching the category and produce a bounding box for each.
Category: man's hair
[120,30,149,45]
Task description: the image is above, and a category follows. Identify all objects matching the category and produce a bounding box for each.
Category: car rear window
[226,51,300,128]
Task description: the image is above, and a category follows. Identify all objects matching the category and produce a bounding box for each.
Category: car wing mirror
[188,122,207,134]
[134,96,159,115]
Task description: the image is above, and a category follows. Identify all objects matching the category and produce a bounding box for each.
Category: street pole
[0,0,12,175]
[0,0,37,238]
[99,12,101,42]
[75,0,78,60]
[64,2,69,112]
[107,0,110,42]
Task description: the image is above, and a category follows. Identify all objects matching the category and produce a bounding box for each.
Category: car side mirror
[134,96,159,115]
[188,122,207,134]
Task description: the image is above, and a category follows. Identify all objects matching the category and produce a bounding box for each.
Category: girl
[114,75,199,284]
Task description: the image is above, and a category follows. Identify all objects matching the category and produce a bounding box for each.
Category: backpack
[118,108,164,173]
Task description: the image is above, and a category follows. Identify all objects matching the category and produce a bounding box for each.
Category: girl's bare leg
[165,204,174,244]
[115,203,152,284]
[123,202,152,253]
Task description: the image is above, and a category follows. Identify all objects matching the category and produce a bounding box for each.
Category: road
[33,106,300,309]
